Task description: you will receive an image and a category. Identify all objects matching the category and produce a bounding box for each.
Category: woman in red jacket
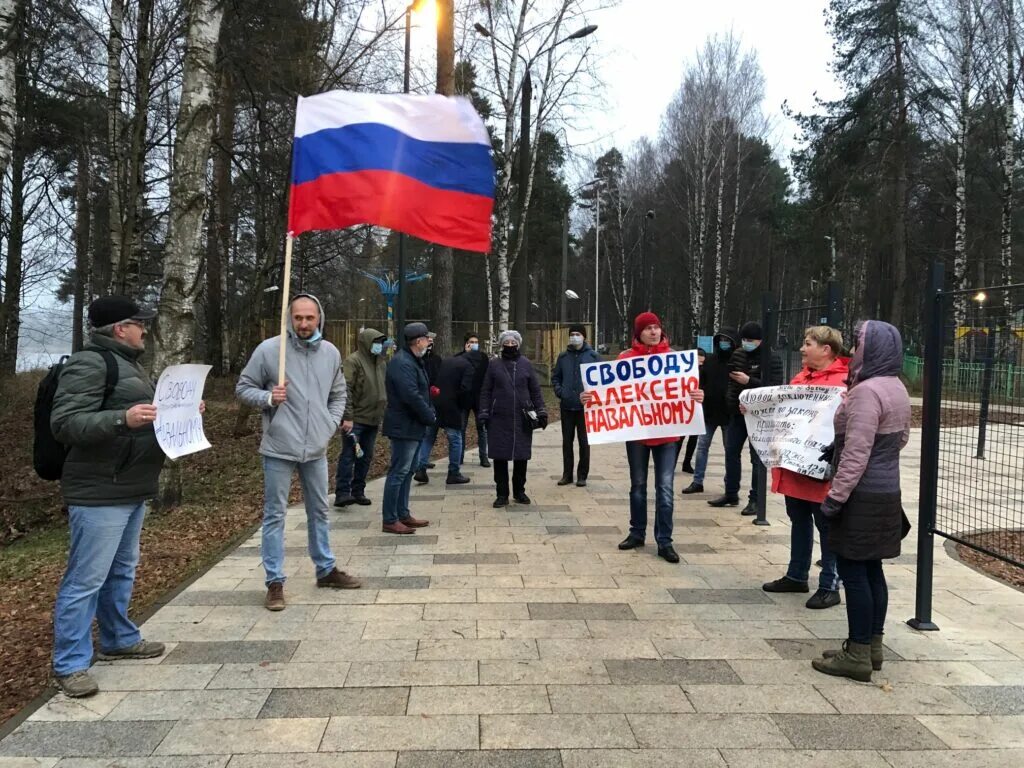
[761,326,849,609]
[607,312,704,563]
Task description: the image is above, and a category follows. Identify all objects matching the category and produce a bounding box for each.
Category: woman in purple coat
[479,330,548,508]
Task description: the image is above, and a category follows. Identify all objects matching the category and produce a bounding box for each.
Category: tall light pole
[474,22,598,336]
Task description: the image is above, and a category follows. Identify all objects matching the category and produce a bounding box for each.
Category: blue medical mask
[307,328,322,343]
[742,341,759,352]
[470,343,479,352]
[718,340,732,352]
[370,342,384,355]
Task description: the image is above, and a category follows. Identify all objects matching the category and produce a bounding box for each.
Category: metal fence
[910,262,1024,632]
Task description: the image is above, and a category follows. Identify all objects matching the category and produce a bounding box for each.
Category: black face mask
[501,346,520,359]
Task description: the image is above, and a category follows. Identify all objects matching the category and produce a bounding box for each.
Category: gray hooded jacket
[235,293,347,462]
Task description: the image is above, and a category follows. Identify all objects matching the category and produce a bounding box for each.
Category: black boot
[618,536,645,550]
[658,546,680,563]
[681,461,695,474]
[680,482,704,495]
[740,500,757,516]
[446,473,471,485]
[414,469,429,484]
[557,476,573,486]
[707,494,740,507]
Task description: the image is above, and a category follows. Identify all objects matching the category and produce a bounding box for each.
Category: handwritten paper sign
[581,351,705,445]
[740,385,843,479]
[153,364,212,460]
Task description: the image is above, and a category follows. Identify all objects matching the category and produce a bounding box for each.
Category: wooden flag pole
[277,232,294,386]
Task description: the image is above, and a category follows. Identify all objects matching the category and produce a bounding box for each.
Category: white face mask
[569,334,584,348]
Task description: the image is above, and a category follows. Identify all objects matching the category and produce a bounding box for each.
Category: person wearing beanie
[552,324,601,487]
[709,320,783,514]
[681,328,738,496]
[613,312,705,564]
[478,330,548,507]
[456,331,490,468]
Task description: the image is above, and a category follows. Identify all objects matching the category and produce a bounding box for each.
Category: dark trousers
[493,459,527,498]
[682,435,698,466]
[724,415,764,499]
[334,423,378,499]
[461,406,488,464]
[837,556,888,644]
[560,408,590,480]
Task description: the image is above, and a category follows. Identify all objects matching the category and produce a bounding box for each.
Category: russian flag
[288,90,495,253]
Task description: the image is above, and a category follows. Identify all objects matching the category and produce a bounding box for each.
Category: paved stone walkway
[2,427,1024,767]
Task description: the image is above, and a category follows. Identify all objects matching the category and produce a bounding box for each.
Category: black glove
[538,412,549,429]
[820,496,843,518]
[818,443,835,465]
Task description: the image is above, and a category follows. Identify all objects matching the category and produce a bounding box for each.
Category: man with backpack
[46,296,171,698]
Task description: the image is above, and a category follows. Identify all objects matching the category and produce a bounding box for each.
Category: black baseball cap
[403,322,434,342]
[88,296,157,328]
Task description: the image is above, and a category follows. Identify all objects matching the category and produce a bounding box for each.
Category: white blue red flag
[288,90,495,252]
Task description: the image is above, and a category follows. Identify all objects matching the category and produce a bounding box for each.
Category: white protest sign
[581,350,705,445]
[153,364,212,460]
[740,385,843,479]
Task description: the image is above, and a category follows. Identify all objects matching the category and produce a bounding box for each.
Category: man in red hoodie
[606,312,704,563]
[761,325,850,610]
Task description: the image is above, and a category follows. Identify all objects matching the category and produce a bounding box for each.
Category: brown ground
[0,373,535,727]
[956,532,1024,591]
[911,404,1023,428]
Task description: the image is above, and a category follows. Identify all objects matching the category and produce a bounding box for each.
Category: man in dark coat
[682,334,737,495]
[413,337,443,482]
[457,332,490,468]
[552,324,601,487]
[709,321,784,514]
[428,350,475,484]
[381,323,436,534]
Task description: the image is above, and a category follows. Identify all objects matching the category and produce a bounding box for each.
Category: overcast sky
[565,0,842,165]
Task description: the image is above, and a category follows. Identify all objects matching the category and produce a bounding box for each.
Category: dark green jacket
[51,334,164,506]
[342,327,387,425]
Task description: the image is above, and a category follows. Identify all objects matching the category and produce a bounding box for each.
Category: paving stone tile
[375,589,477,604]
[327,520,377,529]
[949,685,1024,714]
[163,641,297,664]
[154,718,327,755]
[258,687,409,718]
[604,659,741,685]
[771,713,947,750]
[879,749,1024,767]
[244,620,367,641]
[683,684,833,713]
[314,605,425,623]
[344,661,478,687]
[573,588,674,604]
[433,553,517,564]
[479,660,610,685]
[766,638,903,662]
[142,620,257,643]
[548,684,693,713]
[917,715,1024,748]
[967,661,1024,684]
[429,576,525,589]
[359,536,439,547]
[362,621,476,640]
[545,526,622,535]
[27,693,127,722]
[720,750,891,768]
[395,750,561,768]
[146,607,215,623]
[355,577,430,590]
[814,683,978,715]
[697,620,815,639]
[478,589,577,603]
[480,714,636,749]
[87,665,221,691]
[104,690,270,720]
[630,604,741,621]
[0,722,173,758]
[584,620,703,639]
[677,519,721,527]
[50,758,229,768]
[0,759,58,768]
[477,620,590,639]
[416,639,539,660]
[289,639,418,662]
[883,637,1019,662]
[560,749,726,768]
[407,685,549,714]
[206,662,351,689]
[422,604,530,621]
[527,603,636,620]
[537,639,659,660]
[654,638,780,660]
[321,715,478,751]
[626,714,792,748]
[170,591,266,606]
[668,589,773,605]
[225,755,395,768]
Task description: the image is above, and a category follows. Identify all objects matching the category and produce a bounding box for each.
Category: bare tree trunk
[0,0,17,182]
[724,129,741,307]
[891,16,909,330]
[0,131,24,374]
[107,0,125,296]
[712,130,726,327]
[953,0,972,328]
[73,142,91,353]
[207,63,233,375]
[432,0,454,351]
[485,251,496,347]
[153,0,225,509]
[1000,0,1015,299]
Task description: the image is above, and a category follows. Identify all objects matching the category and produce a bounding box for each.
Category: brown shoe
[317,568,361,589]
[382,521,416,534]
[400,515,430,528]
[265,582,285,611]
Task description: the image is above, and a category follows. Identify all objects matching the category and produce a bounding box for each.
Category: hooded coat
[342,328,387,426]
[479,354,547,461]
[701,329,739,427]
[552,341,602,412]
[826,321,912,561]
[236,293,347,462]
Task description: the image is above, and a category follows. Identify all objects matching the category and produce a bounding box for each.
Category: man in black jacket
[709,321,784,514]
[682,330,737,496]
[431,349,475,485]
[458,332,490,468]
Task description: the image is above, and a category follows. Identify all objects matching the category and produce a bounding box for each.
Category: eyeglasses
[119,320,148,330]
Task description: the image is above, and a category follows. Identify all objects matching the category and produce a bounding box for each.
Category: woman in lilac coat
[812,320,911,683]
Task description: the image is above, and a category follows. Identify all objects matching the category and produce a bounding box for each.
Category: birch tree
[0,0,17,182]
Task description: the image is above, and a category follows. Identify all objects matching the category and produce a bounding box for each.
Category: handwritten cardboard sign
[153,364,212,460]
[740,385,843,479]
[580,351,705,445]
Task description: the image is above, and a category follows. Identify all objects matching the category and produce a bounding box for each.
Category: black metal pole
[826,280,844,330]
[908,260,943,632]
[395,7,412,337]
[753,291,777,527]
[976,322,996,459]
[560,212,568,325]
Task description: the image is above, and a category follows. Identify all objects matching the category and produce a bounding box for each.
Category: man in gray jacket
[237,294,360,611]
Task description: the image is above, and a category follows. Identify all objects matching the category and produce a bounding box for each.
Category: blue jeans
[837,556,888,643]
[383,438,420,524]
[53,503,146,676]
[335,423,379,498]
[419,425,463,475]
[626,441,677,547]
[693,423,725,485]
[784,495,840,591]
[262,455,335,586]
[724,415,763,499]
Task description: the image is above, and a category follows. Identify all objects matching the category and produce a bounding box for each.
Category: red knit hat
[633,311,661,340]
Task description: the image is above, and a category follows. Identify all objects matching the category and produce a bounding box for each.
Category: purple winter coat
[478,355,547,461]
[826,320,912,561]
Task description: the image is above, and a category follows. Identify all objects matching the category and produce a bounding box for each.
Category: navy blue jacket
[552,343,601,412]
[382,347,436,440]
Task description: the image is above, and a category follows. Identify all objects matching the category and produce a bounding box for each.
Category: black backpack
[33,350,119,481]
